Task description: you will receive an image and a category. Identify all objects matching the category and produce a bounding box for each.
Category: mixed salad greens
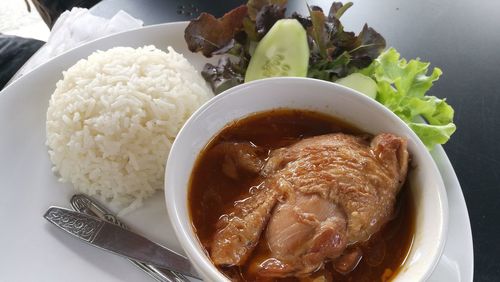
[184,0,456,149]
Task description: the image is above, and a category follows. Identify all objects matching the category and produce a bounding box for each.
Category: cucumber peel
[336,73,377,99]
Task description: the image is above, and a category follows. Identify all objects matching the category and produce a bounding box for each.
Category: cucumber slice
[244,19,309,82]
[336,73,378,99]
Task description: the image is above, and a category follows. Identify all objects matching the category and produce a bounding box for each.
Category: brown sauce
[189,109,415,281]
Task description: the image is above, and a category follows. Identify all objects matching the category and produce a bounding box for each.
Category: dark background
[91,0,500,281]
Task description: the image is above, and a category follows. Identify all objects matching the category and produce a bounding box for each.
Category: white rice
[46,45,213,213]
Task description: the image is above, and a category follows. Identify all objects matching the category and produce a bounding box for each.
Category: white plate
[0,22,473,281]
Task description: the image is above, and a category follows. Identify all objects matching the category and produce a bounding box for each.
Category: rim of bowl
[165,77,448,282]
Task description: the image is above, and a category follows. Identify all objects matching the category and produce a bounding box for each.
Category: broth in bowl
[189,109,414,281]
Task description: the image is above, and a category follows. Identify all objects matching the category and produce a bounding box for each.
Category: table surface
[92,1,499,281]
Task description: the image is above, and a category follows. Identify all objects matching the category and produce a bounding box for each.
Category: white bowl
[165,77,448,281]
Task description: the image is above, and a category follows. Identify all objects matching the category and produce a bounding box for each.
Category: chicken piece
[210,181,284,266]
[210,133,408,277]
[260,193,347,276]
[258,133,408,276]
[211,142,265,180]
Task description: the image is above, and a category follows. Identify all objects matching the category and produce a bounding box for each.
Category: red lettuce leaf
[349,24,386,68]
[184,5,248,57]
[255,4,287,38]
[308,6,328,58]
[328,2,353,20]
[306,2,385,80]
[247,0,287,20]
[201,57,245,94]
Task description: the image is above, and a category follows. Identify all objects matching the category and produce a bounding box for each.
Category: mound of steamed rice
[46,45,213,213]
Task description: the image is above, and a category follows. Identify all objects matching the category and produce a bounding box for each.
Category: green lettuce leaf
[408,123,456,148]
[361,48,456,149]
